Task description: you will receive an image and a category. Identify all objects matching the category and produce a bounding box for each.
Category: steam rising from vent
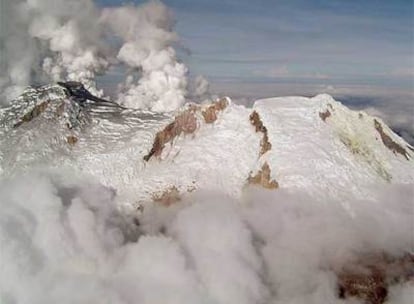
[0,0,207,111]
[0,0,108,98]
[101,1,188,111]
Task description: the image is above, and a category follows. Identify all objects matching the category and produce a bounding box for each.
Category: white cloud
[0,169,412,303]
[169,193,269,304]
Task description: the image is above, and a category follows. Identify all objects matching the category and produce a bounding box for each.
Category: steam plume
[0,0,206,111]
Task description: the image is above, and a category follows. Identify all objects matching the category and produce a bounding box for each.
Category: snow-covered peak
[0,85,89,133]
[253,94,413,204]
[122,92,413,208]
[1,88,413,304]
[0,89,413,209]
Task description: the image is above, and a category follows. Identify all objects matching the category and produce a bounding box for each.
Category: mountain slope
[253,94,413,202]
[0,86,413,304]
[0,87,413,210]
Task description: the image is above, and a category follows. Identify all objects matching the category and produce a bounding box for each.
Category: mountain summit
[1,86,413,206]
[0,86,413,304]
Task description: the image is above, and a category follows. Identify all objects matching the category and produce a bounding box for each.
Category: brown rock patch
[374,119,410,160]
[338,266,387,303]
[144,99,230,161]
[248,162,279,189]
[319,109,331,122]
[202,98,229,123]
[152,186,181,206]
[250,111,272,156]
[56,101,65,117]
[14,101,50,128]
[144,109,198,161]
[176,108,198,134]
[336,253,414,304]
[67,135,78,145]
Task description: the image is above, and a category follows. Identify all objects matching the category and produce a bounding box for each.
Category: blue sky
[97,0,413,99]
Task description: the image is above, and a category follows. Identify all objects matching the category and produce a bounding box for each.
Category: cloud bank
[1,170,412,303]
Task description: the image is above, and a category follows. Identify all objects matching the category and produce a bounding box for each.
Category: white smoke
[101,1,189,111]
[0,0,109,100]
[1,0,206,111]
[193,75,210,98]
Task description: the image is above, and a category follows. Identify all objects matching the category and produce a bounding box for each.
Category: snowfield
[254,94,413,203]
[0,87,413,304]
[1,88,412,206]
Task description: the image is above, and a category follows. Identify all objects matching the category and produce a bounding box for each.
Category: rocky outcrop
[336,253,414,304]
[151,183,196,206]
[202,98,229,123]
[144,99,229,161]
[152,186,181,206]
[249,111,272,156]
[56,101,66,117]
[247,162,279,189]
[374,119,410,160]
[319,109,331,122]
[13,101,50,128]
[9,87,89,132]
[247,111,278,189]
[67,135,78,146]
[143,108,198,161]
[319,103,334,122]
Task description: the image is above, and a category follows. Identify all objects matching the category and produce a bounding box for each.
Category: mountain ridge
[1,86,412,211]
[0,86,413,304]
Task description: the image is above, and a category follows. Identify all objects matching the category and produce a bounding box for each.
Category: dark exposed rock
[144,99,229,162]
[319,109,331,122]
[250,111,272,156]
[374,119,410,160]
[336,253,414,304]
[152,185,181,206]
[67,135,78,146]
[201,98,228,123]
[143,108,198,161]
[248,162,279,189]
[13,101,50,128]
